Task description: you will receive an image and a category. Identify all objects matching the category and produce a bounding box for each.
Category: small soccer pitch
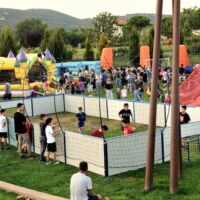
[6,108,148,138]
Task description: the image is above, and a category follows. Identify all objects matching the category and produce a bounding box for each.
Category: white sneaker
[54,161,60,165]
[46,161,51,165]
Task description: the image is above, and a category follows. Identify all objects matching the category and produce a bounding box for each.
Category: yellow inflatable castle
[0,48,58,97]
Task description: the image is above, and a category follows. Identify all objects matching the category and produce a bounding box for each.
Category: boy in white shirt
[45,118,61,165]
[121,85,128,100]
[0,109,8,150]
[70,161,102,200]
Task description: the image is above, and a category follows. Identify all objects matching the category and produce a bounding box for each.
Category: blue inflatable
[56,61,101,78]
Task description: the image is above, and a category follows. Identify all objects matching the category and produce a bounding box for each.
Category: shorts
[78,121,85,128]
[0,132,7,138]
[88,195,98,200]
[47,142,57,153]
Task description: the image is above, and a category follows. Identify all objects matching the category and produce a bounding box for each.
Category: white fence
[3,95,200,176]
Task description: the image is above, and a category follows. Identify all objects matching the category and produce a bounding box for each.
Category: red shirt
[91,130,103,138]
[124,125,135,135]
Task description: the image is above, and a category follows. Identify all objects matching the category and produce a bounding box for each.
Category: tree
[93,12,117,42]
[0,27,17,57]
[126,16,151,31]
[161,17,173,38]
[148,27,154,59]
[40,28,51,51]
[129,27,140,66]
[48,27,67,62]
[98,32,109,59]
[16,18,47,48]
[84,35,94,61]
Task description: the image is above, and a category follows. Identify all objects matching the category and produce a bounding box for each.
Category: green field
[0,147,200,200]
[0,189,16,200]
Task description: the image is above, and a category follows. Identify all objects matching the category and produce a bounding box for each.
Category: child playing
[0,109,8,150]
[76,107,86,134]
[122,120,135,135]
[121,85,128,100]
[45,118,61,165]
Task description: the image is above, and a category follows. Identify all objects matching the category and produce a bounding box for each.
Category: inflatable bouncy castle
[0,48,57,97]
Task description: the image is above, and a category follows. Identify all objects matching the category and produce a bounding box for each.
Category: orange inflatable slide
[140,46,151,68]
[100,48,113,69]
[179,44,189,68]
[179,64,200,106]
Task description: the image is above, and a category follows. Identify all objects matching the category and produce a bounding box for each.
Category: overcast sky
[0,0,199,19]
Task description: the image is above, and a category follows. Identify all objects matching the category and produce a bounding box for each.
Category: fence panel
[65,131,105,176]
[107,130,162,176]
[65,95,84,113]
[32,95,64,116]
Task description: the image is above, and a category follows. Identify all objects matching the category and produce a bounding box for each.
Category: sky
[0,0,199,19]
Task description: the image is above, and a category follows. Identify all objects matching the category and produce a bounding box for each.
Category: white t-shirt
[121,89,128,98]
[0,115,7,133]
[70,172,92,200]
[45,125,55,143]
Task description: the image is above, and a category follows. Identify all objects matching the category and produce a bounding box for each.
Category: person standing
[3,80,12,100]
[0,109,8,150]
[76,107,86,134]
[180,106,191,124]
[70,161,102,200]
[45,118,61,165]
[119,103,134,127]
[14,103,32,159]
[39,114,47,162]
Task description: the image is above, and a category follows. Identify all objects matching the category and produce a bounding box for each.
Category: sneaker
[46,161,51,165]
[20,155,25,159]
[54,161,60,165]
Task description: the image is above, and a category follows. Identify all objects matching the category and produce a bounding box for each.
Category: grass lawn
[6,110,148,138]
[0,147,200,200]
[0,189,16,200]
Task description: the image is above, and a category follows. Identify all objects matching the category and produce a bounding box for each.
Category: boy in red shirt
[122,120,135,135]
[91,125,108,138]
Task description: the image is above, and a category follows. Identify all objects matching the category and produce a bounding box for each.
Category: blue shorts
[88,195,98,200]
[78,121,85,128]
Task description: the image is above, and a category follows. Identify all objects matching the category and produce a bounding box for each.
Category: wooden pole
[144,0,163,191]
[170,0,181,194]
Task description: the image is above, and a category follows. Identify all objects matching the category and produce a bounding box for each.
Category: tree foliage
[48,27,72,62]
[98,32,109,59]
[40,28,51,51]
[161,17,172,38]
[16,18,46,48]
[148,27,154,59]
[84,34,94,61]
[129,27,140,66]
[0,27,17,57]
[93,12,117,42]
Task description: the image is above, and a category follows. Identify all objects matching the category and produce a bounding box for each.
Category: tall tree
[0,27,17,57]
[84,35,94,61]
[148,27,154,59]
[16,18,47,48]
[40,28,51,51]
[129,27,140,66]
[48,27,66,62]
[161,17,173,38]
[98,32,109,59]
[93,12,117,42]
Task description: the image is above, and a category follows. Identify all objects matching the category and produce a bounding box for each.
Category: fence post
[83,95,86,112]
[31,98,34,117]
[104,141,109,177]
[7,118,10,145]
[164,104,167,127]
[106,98,109,119]
[161,129,165,163]
[133,101,136,123]
[63,94,66,112]
[63,132,67,164]
[31,124,35,153]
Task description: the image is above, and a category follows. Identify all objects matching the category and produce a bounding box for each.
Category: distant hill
[0,8,93,29]
[0,9,170,30]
